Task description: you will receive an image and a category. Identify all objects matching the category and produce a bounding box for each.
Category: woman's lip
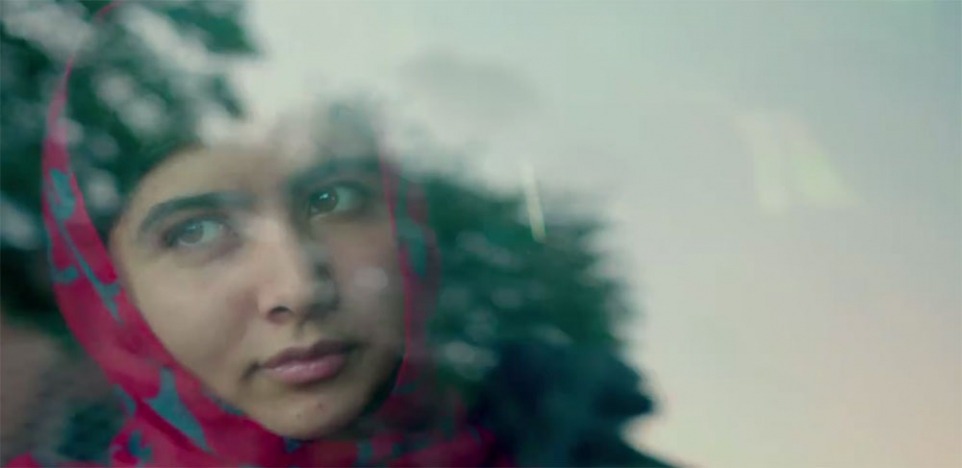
[263,351,350,385]
[261,340,356,385]
[263,340,354,368]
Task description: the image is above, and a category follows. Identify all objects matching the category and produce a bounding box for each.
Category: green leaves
[144,1,258,56]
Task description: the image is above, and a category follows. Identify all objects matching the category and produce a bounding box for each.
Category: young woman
[8,4,673,467]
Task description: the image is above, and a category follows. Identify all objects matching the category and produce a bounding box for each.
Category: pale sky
[228,2,961,467]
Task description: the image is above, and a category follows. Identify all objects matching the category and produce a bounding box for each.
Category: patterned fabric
[8,2,508,466]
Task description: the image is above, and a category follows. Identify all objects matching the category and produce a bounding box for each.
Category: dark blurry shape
[474,341,669,467]
[411,166,666,465]
[0,0,257,335]
[423,170,627,354]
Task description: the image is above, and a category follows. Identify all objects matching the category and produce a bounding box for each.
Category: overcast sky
[231,2,961,466]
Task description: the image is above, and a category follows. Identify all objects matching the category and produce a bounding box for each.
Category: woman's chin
[256,392,366,441]
[262,413,352,441]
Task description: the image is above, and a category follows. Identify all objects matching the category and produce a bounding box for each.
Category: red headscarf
[9,2,510,466]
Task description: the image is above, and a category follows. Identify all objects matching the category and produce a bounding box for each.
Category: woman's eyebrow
[285,158,381,195]
[138,191,254,236]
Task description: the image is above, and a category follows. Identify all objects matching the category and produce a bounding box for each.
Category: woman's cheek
[135,265,250,372]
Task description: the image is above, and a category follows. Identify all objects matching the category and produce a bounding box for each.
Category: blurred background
[2,1,960,467]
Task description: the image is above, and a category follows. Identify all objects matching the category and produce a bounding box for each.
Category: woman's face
[110,146,406,440]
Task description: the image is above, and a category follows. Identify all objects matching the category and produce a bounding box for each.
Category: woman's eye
[306,183,367,218]
[165,218,230,249]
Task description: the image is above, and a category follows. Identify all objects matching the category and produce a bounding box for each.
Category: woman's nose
[251,220,338,323]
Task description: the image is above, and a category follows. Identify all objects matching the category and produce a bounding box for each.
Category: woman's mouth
[262,340,356,385]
